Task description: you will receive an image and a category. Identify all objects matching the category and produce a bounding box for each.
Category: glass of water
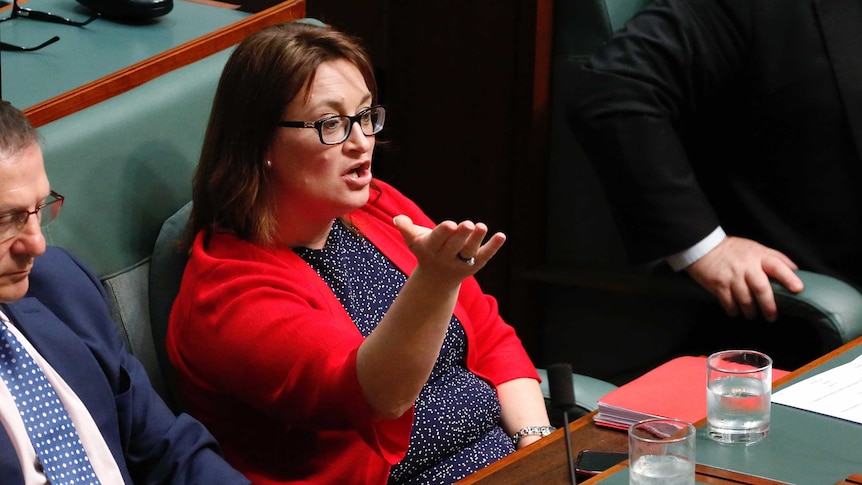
[628,418,695,485]
[706,349,772,445]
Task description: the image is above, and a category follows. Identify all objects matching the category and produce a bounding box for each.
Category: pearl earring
[265,160,272,168]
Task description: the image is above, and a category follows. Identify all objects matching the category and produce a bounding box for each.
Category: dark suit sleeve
[27,247,249,485]
[568,0,750,263]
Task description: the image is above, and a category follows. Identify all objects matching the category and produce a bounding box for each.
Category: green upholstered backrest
[36,49,233,405]
[149,201,193,411]
[39,49,231,278]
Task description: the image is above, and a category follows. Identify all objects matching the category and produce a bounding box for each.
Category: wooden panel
[506,0,554,359]
[24,0,306,127]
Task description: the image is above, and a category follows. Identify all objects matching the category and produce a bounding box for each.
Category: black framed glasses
[0,0,98,51]
[279,106,386,145]
[1,0,98,26]
[0,35,59,51]
[0,190,64,242]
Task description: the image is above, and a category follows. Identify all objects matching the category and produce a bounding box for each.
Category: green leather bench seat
[37,48,234,403]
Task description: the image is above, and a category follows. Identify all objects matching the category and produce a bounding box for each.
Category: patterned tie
[0,320,101,485]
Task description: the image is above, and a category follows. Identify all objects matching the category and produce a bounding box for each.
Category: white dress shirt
[666,226,727,271]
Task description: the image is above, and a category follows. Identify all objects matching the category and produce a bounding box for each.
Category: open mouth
[346,161,371,180]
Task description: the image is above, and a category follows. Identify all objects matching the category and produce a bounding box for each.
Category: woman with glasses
[167,22,551,485]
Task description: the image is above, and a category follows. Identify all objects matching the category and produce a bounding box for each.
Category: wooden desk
[459,336,862,484]
[458,410,626,485]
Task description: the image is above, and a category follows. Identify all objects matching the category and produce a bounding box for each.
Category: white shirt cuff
[666,227,727,271]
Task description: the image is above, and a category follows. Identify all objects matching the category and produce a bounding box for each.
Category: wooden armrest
[835,473,862,485]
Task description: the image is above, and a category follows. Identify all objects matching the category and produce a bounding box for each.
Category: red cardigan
[167,180,538,484]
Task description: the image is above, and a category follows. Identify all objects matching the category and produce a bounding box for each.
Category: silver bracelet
[511,425,556,446]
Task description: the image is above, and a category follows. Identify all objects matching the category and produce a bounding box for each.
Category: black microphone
[547,363,577,485]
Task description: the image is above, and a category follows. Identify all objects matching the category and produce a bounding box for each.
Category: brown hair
[185,21,378,249]
[0,101,40,161]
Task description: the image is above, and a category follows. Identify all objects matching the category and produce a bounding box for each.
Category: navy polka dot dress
[294,220,515,484]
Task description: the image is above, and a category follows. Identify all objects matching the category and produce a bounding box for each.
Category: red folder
[594,356,790,430]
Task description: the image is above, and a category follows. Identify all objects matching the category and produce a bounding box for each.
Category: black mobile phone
[574,450,627,480]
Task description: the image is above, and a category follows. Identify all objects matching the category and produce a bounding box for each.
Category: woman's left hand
[393,215,506,281]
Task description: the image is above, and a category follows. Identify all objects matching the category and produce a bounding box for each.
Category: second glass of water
[706,349,772,445]
[628,418,695,485]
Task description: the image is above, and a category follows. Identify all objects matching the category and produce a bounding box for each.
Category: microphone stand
[547,363,578,485]
[562,407,576,485]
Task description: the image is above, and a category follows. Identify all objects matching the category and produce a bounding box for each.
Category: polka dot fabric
[295,220,514,485]
[0,321,100,485]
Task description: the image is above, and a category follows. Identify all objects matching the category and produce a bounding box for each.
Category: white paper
[772,354,862,424]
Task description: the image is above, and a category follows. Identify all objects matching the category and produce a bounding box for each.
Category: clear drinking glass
[628,418,696,485]
[706,349,772,445]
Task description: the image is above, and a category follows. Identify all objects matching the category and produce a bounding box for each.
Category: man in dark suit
[0,101,249,483]
[569,0,862,322]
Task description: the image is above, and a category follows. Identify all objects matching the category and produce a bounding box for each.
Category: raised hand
[393,214,506,281]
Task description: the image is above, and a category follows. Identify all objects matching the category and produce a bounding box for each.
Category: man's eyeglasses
[0,191,64,242]
[279,106,386,145]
